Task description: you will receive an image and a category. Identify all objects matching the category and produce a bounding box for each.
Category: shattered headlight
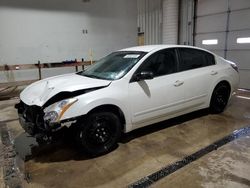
[43,98,78,123]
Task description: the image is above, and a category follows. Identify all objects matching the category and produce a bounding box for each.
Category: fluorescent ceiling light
[237,37,250,44]
[202,39,218,45]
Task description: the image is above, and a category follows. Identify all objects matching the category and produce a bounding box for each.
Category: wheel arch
[87,104,126,132]
[214,80,231,93]
[209,80,232,112]
[207,79,232,107]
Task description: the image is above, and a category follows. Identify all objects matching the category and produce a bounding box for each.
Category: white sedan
[16,45,239,156]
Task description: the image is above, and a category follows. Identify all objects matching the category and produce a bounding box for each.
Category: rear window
[178,48,215,71]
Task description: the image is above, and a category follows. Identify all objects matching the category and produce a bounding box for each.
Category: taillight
[230,63,239,72]
[228,61,239,72]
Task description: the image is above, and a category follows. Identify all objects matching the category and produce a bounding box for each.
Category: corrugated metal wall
[137,0,162,45]
[137,0,179,45]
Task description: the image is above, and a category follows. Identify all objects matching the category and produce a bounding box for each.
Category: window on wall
[237,37,250,44]
[202,39,218,45]
[178,48,215,71]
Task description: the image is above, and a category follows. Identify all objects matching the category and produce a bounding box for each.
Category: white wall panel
[238,70,250,89]
[229,0,250,11]
[195,0,250,89]
[196,0,228,16]
[195,33,226,50]
[209,50,225,57]
[227,30,250,50]
[0,0,137,82]
[229,10,250,30]
[227,51,250,70]
[196,14,227,33]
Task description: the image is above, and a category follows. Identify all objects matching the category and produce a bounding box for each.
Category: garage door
[194,0,250,89]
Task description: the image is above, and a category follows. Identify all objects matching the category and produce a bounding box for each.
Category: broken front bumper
[18,114,36,135]
[16,101,79,140]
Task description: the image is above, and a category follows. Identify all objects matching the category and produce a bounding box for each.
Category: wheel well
[88,105,126,130]
[215,80,231,93]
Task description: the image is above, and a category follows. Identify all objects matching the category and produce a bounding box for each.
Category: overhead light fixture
[237,37,250,44]
[202,39,218,45]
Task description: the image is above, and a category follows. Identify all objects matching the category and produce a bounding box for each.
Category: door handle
[174,80,184,87]
[210,71,218,75]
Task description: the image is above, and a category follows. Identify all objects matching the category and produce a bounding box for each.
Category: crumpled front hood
[20,73,111,106]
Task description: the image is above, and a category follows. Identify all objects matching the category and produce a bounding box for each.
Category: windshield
[78,51,146,80]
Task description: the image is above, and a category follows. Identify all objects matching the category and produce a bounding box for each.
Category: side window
[178,48,215,71]
[206,52,216,66]
[136,49,177,77]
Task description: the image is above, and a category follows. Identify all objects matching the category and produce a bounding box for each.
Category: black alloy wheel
[210,83,230,114]
[76,111,122,156]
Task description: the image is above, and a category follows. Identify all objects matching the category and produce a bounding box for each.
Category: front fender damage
[43,86,108,107]
[16,86,107,143]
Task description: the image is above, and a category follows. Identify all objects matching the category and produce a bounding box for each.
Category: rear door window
[178,48,215,71]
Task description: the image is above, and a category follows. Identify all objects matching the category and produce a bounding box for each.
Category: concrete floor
[0,90,250,188]
[152,135,250,188]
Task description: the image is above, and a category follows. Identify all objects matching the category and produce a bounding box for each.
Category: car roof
[119,45,211,53]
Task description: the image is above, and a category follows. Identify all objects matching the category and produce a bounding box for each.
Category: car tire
[76,111,122,156]
[210,83,230,114]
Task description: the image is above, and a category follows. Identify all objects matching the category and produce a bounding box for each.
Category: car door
[128,48,186,127]
[175,48,218,109]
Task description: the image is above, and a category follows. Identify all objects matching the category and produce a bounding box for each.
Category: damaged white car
[16,45,239,156]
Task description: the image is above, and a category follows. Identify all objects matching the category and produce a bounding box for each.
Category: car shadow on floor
[14,109,209,163]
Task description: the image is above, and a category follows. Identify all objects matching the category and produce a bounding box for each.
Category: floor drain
[129,126,250,188]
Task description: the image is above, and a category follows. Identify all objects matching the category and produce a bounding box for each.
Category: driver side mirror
[133,71,154,82]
